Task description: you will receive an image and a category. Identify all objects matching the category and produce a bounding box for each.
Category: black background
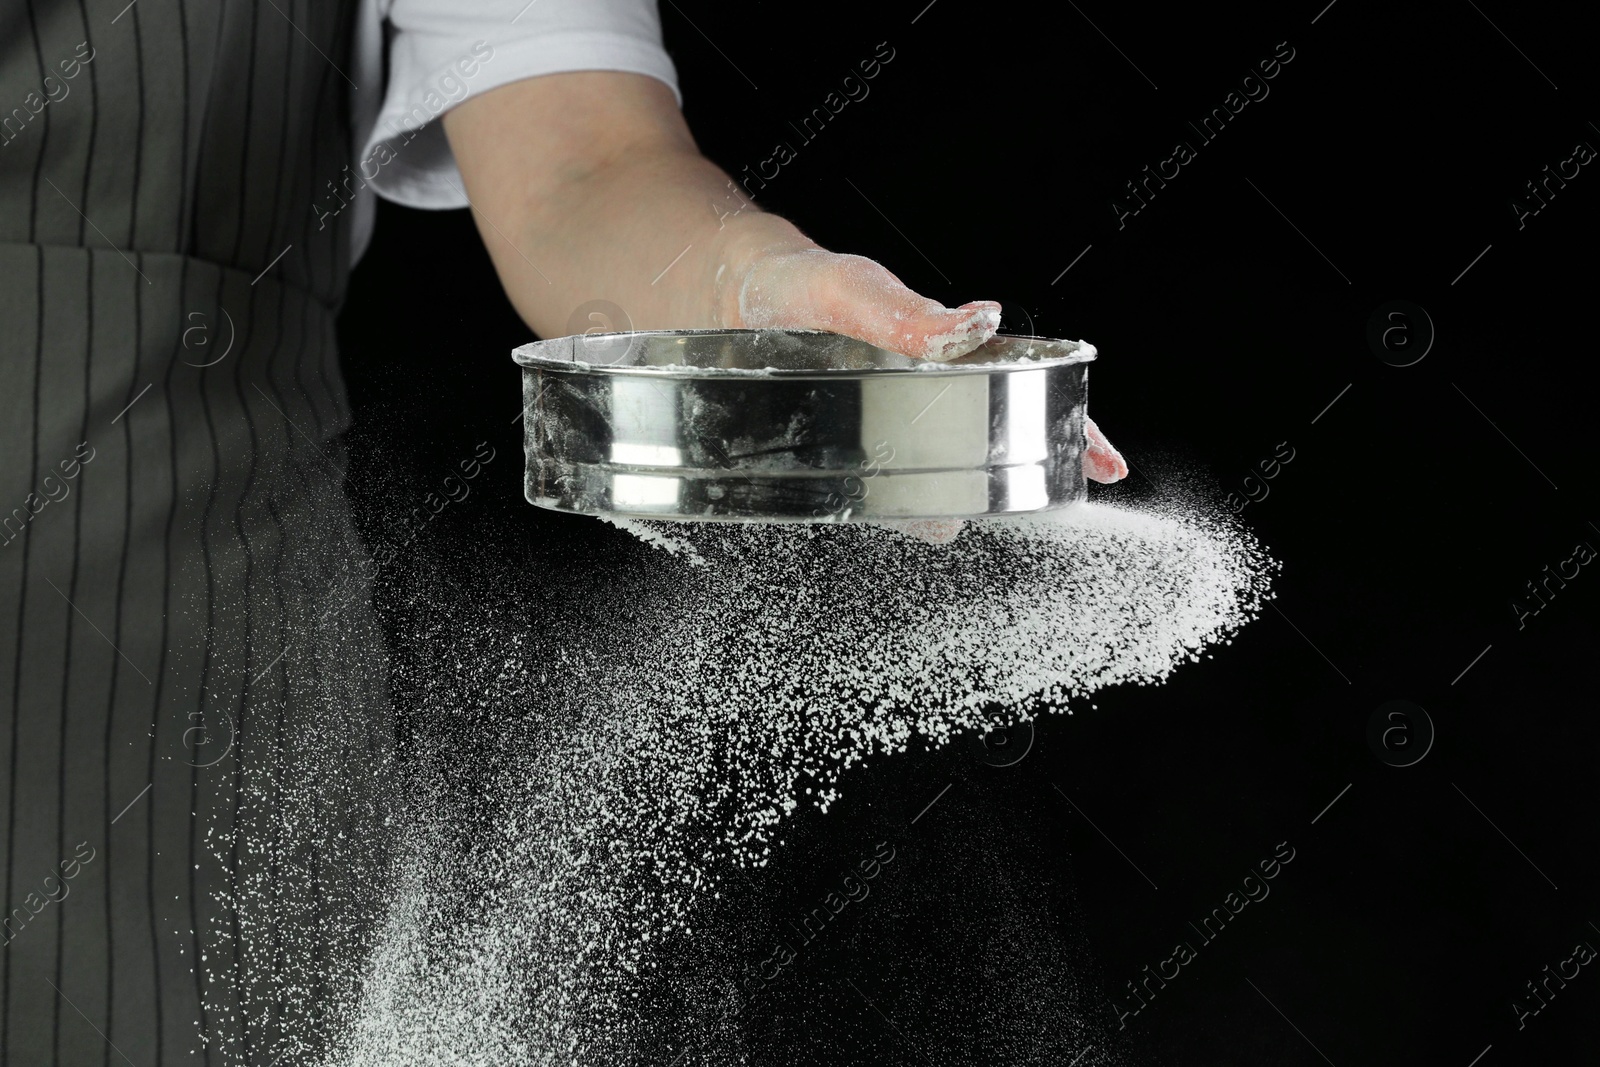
[335,2,1598,1064]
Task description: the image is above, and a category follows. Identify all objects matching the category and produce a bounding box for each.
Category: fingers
[1083,417,1129,484]
[735,249,1001,362]
[915,300,1004,362]
[730,247,1126,490]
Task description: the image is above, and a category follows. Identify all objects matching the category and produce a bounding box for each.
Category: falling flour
[320,493,1275,1066]
[598,512,709,566]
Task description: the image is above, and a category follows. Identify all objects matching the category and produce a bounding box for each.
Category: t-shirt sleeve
[360,0,682,210]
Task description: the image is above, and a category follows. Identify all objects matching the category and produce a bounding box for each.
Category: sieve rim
[511,329,1097,378]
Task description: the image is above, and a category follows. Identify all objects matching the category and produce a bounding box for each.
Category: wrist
[709,210,821,329]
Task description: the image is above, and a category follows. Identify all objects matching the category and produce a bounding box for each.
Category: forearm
[442,71,815,336]
[442,69,1124,484]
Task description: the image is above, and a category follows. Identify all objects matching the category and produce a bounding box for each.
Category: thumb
[1084,417,1128,483]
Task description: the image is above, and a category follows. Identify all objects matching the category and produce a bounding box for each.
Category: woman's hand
[722,247,1003,361]
[718,243,1129,478]
[719,244,1128,544]
[442,71,1126,549]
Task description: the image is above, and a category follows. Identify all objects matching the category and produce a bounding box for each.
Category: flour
[323,486,1274,1066]
[598,513,709,566]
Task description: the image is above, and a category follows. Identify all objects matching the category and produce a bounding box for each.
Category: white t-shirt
[347,0,681,262]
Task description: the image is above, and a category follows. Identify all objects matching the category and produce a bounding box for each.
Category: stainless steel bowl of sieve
[512,329,1097,522]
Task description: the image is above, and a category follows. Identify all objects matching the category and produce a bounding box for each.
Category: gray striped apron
[0,2,396,1064]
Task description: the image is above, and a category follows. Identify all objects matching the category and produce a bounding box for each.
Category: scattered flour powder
[320,495,1274,1065]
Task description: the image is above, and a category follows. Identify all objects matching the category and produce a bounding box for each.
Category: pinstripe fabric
[0,1,396,1064]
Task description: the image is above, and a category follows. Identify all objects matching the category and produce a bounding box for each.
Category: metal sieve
[512,329,1097,522]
